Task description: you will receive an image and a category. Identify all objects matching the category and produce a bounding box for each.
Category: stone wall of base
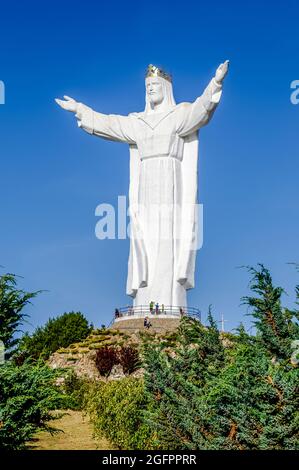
[111,317,180,333]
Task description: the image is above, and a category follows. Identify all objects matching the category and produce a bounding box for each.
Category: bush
[95,346,118,376]
[119,346,140,374]
[19,311,92,360]
[0,272,40,352]
[63,370,89,410]
[0,360,69,449]
[142,265,299,450]
[85,378,153,449]
[95,346,140,376]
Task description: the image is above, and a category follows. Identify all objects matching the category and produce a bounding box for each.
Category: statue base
[111,316,180,334]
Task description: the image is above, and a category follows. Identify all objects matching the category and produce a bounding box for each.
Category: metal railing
[113,305,201,322]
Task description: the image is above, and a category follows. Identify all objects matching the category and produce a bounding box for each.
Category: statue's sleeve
[75,103,136,144]
[176,78,222,137]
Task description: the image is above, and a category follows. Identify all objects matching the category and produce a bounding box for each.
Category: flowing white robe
[75,78,222,308]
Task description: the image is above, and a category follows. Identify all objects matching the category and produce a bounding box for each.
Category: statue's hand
[215,60,229,85]
[55,95,78,113]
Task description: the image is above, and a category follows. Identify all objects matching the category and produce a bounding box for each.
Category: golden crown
[146,64,172,83]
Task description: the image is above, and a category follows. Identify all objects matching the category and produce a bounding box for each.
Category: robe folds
[76,78,222,307]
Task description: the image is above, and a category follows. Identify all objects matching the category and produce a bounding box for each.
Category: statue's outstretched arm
[176,60,229,137]
[55,96,136,144]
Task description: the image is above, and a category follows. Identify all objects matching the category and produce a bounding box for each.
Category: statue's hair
[144,76,176,113]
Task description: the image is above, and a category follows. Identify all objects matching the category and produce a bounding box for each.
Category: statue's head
[146,77,164,106]
[145,64,176,113]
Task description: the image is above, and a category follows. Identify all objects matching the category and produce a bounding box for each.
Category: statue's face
[146,77,164,106]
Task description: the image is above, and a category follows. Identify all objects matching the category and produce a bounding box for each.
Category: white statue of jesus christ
[56,61,229,310]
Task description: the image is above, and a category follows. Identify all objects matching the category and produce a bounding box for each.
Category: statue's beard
[149,96,164,106]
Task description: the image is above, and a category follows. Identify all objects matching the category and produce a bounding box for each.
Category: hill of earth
[48,320,181,380]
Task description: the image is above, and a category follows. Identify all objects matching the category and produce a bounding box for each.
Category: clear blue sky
[0,0,298,333]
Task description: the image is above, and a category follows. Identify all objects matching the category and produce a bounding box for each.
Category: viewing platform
[111,305,201,333]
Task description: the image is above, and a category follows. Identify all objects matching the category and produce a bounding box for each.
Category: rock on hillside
[48,326,179,380]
